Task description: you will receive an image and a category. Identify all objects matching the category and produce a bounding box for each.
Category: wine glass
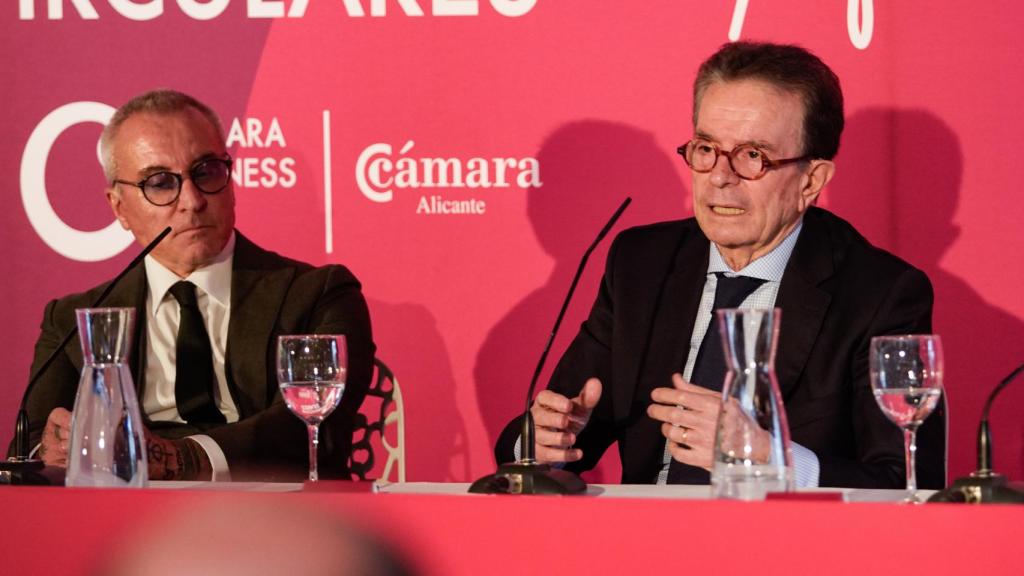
[869,335,943,503]
[277,335,347,482]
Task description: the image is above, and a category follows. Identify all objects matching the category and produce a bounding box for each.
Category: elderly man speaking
[497,41,944,489]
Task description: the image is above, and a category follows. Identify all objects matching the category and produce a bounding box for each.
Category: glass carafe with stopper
[711,308,794,500]
[66,307,148,487]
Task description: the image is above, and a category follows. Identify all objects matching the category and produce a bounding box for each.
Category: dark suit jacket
[497,207,945,488]
[14,232,375,481]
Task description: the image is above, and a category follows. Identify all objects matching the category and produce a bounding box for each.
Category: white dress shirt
[655,220,820,487]
[142,232,237,481]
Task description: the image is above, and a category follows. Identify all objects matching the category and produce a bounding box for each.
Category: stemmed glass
[869,335,943,503]
[277,335,347,482]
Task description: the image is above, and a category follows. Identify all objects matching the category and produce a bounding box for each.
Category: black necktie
[169,281,225,425]
[667,273,767,484]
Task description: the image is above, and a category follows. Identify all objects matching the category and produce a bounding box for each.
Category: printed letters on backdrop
[18,0,539,20]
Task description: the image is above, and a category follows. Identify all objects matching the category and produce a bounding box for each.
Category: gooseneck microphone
[0,226,172,485]
[928,361,1024,503]
[469,198,631,495]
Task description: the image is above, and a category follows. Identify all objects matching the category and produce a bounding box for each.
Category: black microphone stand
[928,361,1024,503]
[0,227,172,486]
[469,198,630,495]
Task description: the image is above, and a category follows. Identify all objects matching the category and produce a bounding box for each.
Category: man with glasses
[496,42,945,488]
[17,90,374,481]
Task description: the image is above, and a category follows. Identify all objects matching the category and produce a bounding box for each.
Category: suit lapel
[775,213,834,399]
[626,227,709,418]
[615,225,708,481]
[226,234,295,416]
[127,268,149,392]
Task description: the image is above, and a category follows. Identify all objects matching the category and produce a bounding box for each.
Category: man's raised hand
[530,378,602,464]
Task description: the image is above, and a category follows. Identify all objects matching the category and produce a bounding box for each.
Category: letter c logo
[20,102,134,262]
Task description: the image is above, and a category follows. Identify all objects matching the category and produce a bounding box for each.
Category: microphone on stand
[469,198,631,495]
[0,226,172,486]
[928,361,1024,503]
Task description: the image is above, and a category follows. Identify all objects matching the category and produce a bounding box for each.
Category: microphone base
[0,458,64,486]
[927,471,1024,504]
[468,461,587,495]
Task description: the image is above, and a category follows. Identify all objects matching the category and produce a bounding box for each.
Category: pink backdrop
[3,1,1022,483]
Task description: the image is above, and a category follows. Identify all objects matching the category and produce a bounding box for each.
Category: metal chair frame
[349,358,405,482]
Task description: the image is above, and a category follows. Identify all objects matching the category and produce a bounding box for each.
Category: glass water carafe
[711,308,793,500]
[66,307,148,488]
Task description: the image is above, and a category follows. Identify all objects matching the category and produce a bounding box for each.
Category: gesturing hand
[530,378,602,464]
[647,373,722,471]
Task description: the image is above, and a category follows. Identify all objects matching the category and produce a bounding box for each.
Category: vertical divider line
[323,110,333,254]
[729,0,749,41]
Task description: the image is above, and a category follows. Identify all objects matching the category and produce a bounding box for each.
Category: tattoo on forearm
[146,438,176,480]
[144,436,205,481]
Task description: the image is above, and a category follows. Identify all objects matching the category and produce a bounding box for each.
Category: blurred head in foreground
[95,499,417,576]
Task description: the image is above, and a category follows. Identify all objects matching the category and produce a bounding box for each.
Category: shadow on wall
[368,299,468,482]
[827,107,1024,480]
[474,120,689,483]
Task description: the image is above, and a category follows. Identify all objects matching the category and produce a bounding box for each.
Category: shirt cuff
[792,442,820,488]
[187,434,231,482]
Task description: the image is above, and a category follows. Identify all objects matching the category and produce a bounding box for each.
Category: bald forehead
[108,108,227,184]
[115,107,223,145]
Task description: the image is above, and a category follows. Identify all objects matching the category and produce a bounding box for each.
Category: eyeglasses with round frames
[677,139,809,181]
[111,156,233,207]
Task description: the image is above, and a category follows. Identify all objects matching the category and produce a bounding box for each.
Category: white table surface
[150,480,933,502]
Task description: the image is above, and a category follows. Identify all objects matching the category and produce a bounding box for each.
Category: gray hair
[99,89,225,181]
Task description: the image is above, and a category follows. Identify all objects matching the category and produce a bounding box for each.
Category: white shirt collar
[707,219,803,282]
[145,232,235,316]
